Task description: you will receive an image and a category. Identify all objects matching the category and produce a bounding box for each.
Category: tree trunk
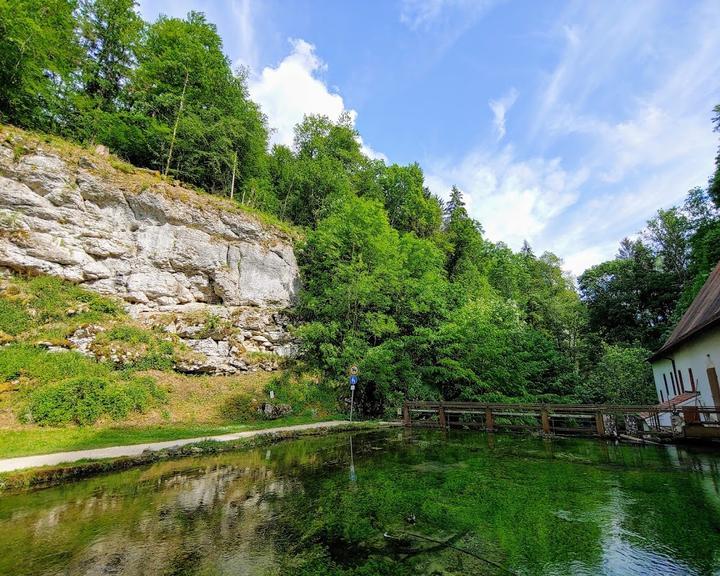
[164,69,189,178]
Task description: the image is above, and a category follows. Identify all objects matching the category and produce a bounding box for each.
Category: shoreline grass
[0,421,386,492]
[0,413,346,459]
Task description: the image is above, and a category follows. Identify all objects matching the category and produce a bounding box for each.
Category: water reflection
[0,430,719,575]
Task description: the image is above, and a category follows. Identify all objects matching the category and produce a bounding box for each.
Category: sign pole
[349,365,359,423]
[350,385,355,422]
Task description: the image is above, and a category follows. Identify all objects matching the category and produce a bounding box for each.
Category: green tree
[379,163,442,237]
[120,11,267,192]
[0,0,79,131]
[282,114,363,227]
[578,344,655,405]
[709,103,720,208]
[579,239,677,350]
[77,0,143,110]
[442,186,490,297]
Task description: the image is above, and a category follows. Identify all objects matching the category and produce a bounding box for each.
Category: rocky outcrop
[0,129,300,372]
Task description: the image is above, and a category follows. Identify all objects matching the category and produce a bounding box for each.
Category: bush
[29,377,108,425]
[28,374,166,426]
[578,344,655,405]
[0,299,31,335]
[220,393,263,421]
[266,371,338,417]
[0,344,110,385]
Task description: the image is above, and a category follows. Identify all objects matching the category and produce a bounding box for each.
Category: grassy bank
[0,414,346,459]
[0,421,385,492]
[0,273,343,458]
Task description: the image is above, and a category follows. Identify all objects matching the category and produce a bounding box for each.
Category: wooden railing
[402,401,720,441]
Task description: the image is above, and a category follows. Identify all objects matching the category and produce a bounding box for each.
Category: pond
[2,429,720,575]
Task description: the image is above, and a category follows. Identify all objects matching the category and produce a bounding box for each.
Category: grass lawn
[0,414,346,459]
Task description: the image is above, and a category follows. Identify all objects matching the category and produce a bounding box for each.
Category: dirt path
[0,420,380,473]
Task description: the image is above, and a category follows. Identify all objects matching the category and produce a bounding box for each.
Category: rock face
[0,133,300,372]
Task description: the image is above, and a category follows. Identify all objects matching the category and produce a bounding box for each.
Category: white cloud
[248,39,386,160]
[426,147,586,250]
[230,0,258,71]
[501,0,720,275]
[488,88,518,141]
[400,0,495,30]
[400,0,451,29]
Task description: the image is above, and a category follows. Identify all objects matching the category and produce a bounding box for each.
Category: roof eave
[649,315,720,363]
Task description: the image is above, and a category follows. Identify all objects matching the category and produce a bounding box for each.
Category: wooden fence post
[485,406,494,432]
[595,411,605,436]
[403,403,411,426]
[541,407,550,434]
[438,404,447,429]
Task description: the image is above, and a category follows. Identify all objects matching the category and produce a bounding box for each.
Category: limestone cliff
[0,127,300,372]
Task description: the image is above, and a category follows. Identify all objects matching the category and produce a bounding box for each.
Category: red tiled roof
[650,261,720,361]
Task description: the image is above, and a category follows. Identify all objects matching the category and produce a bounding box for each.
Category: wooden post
[707,366,720,406]
[403,403,411,427]
[485,406,494,431]
[541,407,550,434]
[438,404,447,429]
[595,411,605,436]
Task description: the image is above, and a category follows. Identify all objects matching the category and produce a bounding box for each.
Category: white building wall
[651,328,720,409]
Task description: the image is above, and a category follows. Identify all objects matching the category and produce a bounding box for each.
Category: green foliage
[77,0,143,111]
[579,240,679,350]
[0,299,31,336]
[296,191,581,414]
[576,344,655,405]
[0,0,80,131]
[0,344,109,385]
[0,273,121,343]
[91,324,179,370]
[123,11,268,192]
[580,181,720,354]
[377,163,442,237]
[27,374,165,425]
[0,343,165,425]
[267,371,339,417]
[709,104,720,208]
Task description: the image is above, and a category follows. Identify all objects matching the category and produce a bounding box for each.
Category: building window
[679,371,685,392]
[663,373,669,397]
[689,368,695,392]
[660,389,665,403]
[671,372,677,395]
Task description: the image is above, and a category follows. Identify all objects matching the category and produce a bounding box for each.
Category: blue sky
[137,0,720,274]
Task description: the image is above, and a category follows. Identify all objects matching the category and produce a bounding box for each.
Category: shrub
[0,300,31,335]
[0,344,109,385]
[29,377,109,425]
[265,371,338,418]
[28,374,166,426]
[578,344,655,405]
[220,393,262,421]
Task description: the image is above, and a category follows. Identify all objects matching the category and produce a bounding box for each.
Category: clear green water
[2,429,720,575]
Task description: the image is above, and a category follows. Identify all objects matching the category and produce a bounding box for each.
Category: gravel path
[0,420,373,473]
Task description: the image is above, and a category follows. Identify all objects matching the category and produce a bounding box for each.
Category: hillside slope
[0,125,300,374]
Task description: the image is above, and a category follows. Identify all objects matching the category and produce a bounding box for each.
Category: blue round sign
[350,375,358,386]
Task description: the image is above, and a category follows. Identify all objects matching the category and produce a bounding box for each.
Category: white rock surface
[0,141,300,372]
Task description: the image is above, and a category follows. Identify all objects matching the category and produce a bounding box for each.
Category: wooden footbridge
[402,401,720,441]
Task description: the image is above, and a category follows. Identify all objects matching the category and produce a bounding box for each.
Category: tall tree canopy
[0,0,79,131]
